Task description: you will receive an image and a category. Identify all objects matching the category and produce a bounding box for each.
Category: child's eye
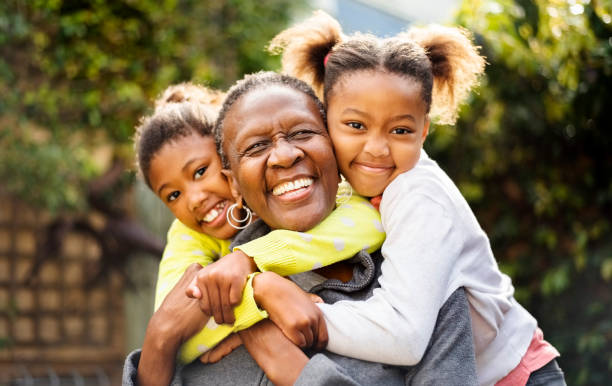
[194,167,207,179]
[167,191,180,202]
[347,122,364,130]
[391,127,414,135]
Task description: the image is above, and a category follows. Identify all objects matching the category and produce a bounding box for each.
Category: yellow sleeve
[154,219,231,311]
[178,273,268,364]
[156,220,267,365]
[235,194,385,276]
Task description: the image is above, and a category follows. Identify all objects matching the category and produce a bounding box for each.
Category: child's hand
[252,272,328,350]
[199,333,243,364]
[185,250,257,325]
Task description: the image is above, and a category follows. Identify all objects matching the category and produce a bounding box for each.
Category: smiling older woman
[123,72,477,386]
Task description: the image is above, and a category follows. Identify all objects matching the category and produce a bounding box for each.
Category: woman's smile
[271,176,314,200]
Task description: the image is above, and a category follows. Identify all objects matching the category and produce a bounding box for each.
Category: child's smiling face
[326,70,430,197]
[148,133,238,240]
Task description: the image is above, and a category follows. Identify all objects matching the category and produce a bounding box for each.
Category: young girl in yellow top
[133,82,384,364]
[269,10,565,386]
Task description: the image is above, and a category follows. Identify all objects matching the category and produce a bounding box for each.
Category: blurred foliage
[0,0,300,213]
[426,0,611,384]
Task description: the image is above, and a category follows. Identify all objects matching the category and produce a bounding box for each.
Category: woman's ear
[221,169,243,208]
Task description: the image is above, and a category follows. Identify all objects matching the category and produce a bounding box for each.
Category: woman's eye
[167,191,180,202]
[289,129,315,140]
[244,141,268,155]
[391,127,413,135]
[194,167,207,179]
[347,122,364,130]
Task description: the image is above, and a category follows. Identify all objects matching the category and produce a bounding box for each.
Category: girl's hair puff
[268,10,343,100]
[270,11,485,125]
[402,25,485,124]
[134,83,224,188]
[154,81,225,111]
[214,71,326,168]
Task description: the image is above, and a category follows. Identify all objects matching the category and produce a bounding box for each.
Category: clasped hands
[185,250,329,355]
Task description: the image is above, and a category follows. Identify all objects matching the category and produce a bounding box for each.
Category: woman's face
[222,85,339,231]
[148,133,238,239]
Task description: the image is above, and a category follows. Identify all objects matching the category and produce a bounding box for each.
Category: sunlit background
[1,0,610,384]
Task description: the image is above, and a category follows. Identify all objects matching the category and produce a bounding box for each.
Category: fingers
[208,334,242,363]
[207,283,224,324]
[228,278,243,306]
[307,294,324,303]
[220,282,235,325]
[185,277,202,299]
[315,314,328,350]
[198,284,213,317]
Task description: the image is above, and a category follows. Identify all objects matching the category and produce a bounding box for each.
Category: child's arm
[236,194,385,276]
[154,220,225,311]
[183,194,384,362]
[155,220,268,365]
[186,194,383,324]
[316,184,463,366]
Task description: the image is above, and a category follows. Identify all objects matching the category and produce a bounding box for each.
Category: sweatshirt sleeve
[317,178,463,365]
[235,194,385,276]
[177,273,268,364]
[154,220,230,311]
[155,221,267,365]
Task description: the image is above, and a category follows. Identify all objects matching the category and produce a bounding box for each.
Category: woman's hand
[199,333,243,364]
[138,263,209,386]
[253,271,329,350]
[239,320,309,386]
[186,250,258,325]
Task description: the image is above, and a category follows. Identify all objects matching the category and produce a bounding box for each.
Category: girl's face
[326,71,430,197]
[148,133,238,240]
[222,85,339,232]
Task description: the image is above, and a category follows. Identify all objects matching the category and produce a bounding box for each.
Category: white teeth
[202,201,226,223]
[272,178,313,196]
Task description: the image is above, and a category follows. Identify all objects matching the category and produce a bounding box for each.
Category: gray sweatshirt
[122,220,477,385]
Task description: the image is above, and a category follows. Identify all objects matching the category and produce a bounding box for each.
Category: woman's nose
[363,135,390,158]
[267,139,304,168]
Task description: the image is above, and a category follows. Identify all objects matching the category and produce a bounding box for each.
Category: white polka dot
[197,344,209,353]
[299,232,313,242]
[181,234,194,241]
[191,249,205,256]
[163,250,173,258]
[373,220,384,233]
[205,318,219,330]
[363,202,375,210]
[340,217,355,227]
[333,238,345,251]
[361,245,370,252]
[339,204,353,209]
[312,262,323,269]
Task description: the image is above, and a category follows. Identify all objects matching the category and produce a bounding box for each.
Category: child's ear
[422,117,431,142]
[221,169,243,207]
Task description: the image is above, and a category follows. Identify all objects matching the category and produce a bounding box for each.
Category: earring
[336,175,353,205]
[226,203,253,230]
